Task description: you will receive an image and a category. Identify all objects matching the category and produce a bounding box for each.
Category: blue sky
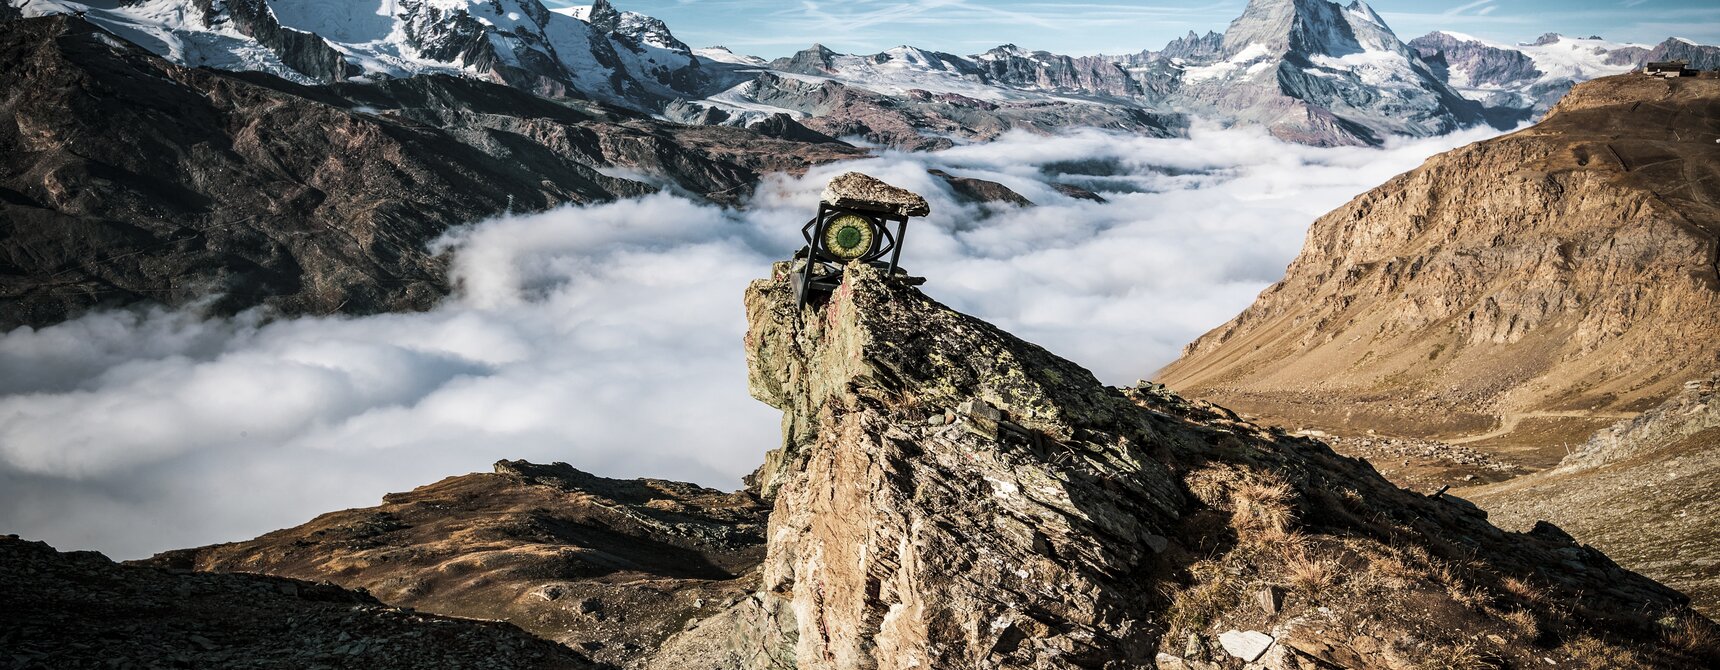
[552,0,1720,58]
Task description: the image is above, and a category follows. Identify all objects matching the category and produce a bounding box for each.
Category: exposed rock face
[203,0,359,83]
[1,536,595,669]
[560,0,691,53]
[1159,30,1227,62]
[1159,73,1720,458]
[661,263,1713,669]
[1646,38,1720,71]
[1470,376,1720,615]
[973,45,1143,98]
[141,460,768,670]
[768,44,841,76]
[1409,31,1540,89]
[0,16,861,328]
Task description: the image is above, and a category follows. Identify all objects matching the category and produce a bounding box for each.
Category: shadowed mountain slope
[0,535,597,669]
[0,15,860,329]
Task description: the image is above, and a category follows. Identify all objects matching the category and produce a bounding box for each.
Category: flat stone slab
[1218,630,1274,662]
[821,171,930,217]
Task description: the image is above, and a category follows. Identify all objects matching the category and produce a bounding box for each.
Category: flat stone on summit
[1218,629,1274,662]
[821,172,931,217]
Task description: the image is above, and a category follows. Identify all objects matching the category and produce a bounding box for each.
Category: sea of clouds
[0,124,1500,558]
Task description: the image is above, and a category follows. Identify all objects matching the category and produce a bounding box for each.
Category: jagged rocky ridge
[0,15,860,328]
[1158,73,1720,455]
[699,0,1496,147]
[644,262,1712,668]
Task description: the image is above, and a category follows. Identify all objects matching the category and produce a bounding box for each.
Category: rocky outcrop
[141,460,768,670]
[660,262,1712,669]
[974,45,1142,98]
[928,169,1033,207]
[1409,31,1540,88]
[1645,38,1720,71]
[1159,73,1720,456]
[1160,30,1227,62]
[1470,375,1720,615]
[1,536,595,669]
[202,0,358,83]
[0,16,861,329]
[769,44,840,76]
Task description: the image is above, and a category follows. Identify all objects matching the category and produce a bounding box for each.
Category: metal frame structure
[794,202,911,307]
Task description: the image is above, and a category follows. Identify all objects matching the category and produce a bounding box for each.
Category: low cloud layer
[0,125,1499,558]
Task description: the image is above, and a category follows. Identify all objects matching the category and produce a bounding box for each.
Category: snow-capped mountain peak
[8,0,709,109]
[551,0,689,53]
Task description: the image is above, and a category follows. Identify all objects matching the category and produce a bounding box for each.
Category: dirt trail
[1446,410,1637,445]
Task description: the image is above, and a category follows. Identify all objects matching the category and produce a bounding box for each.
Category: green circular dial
[822,214,876,261]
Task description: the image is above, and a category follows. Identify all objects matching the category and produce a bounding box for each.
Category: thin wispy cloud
[1444,0,1496,16]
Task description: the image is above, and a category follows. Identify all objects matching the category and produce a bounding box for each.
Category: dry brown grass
[1183,466,1234,508]
[1282,551,1339,596]
[1366,552,1414,588]
[1416,640,1497,670]
[1164,559,1236,635]
[1663,614,1720,659]
[1502,609,1539,639]
[1231,475,1296,541]
[1498,575,1544,605]
[1563,634,1647,669]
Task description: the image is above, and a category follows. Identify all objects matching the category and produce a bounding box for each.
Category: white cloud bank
[0,124,1500,559]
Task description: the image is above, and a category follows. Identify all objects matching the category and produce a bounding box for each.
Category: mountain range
[9,0,1720,149]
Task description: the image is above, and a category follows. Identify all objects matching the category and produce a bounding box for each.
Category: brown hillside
[139,461,768,670]
[1158,72,1720,465]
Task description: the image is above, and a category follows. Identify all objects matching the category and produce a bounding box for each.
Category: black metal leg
[888,219,907,275]
[796,259,822,309]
